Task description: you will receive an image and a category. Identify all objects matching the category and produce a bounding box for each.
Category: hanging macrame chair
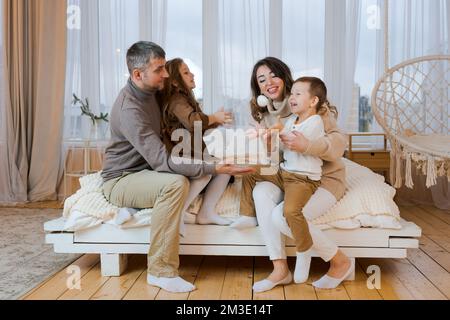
[371,55,450,189]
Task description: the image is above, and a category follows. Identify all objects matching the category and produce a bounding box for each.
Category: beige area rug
[0,208,80,300]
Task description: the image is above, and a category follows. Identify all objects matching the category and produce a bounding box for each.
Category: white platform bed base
[45,218,421,278]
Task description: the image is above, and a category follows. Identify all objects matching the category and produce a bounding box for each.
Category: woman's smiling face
[256,65,285,102]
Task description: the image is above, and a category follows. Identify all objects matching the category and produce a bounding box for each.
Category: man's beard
[142,81,163,92]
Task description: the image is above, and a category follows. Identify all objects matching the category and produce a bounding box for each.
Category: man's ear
[132,69,142,81]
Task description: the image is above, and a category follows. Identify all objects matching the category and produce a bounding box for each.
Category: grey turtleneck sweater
[101,79,215,182]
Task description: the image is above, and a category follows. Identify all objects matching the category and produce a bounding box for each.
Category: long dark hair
[250,57,294,122]
[159,58,199,129]
[295,77,338,118]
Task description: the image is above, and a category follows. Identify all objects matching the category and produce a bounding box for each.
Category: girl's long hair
[159,58,199,129]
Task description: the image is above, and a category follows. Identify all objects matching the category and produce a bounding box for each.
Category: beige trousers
[103,170,189,277]
[240,169,320,253]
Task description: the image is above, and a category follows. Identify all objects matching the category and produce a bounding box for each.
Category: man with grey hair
[101,41,252,293]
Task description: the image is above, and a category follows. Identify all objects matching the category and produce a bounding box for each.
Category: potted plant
[72,94,109,140]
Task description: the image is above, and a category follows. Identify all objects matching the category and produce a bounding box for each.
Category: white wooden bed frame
[44,217,421,279]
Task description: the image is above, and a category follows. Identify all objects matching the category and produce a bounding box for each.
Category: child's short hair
[295,77,338,118]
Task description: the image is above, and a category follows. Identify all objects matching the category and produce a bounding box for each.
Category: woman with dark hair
[249,57,294,128]
[233,57,352,292]
[230,57,294,229]
[159,58,234,226]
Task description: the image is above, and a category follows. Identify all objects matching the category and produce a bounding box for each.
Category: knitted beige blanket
[63,159,400,227]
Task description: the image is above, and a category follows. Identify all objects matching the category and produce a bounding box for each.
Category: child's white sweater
[281,114,325,181]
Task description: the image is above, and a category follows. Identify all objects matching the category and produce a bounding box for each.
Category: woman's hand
[245,128,259,139]
[211,107,233,125]
[280,131,310,153]
[245,122,265,139]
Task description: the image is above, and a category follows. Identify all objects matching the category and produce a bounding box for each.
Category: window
[354,0,379,133]
[283,0,325,79]
[64,0,142,139]
[165,0,202,99]
[64,0,415,140]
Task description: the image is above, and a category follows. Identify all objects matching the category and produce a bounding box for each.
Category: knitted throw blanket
[63,159,400,227]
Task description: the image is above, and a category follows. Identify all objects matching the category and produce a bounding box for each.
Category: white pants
[253,182,339,262]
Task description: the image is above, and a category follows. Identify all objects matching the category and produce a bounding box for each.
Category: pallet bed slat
[44,217,422,277]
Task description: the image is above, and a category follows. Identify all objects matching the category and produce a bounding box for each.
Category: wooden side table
[63,139,108,200]
[345,133,391,181]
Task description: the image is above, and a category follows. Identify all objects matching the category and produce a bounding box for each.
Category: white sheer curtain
[64,0,166,141]
[65,0,371,138]
[165,0,203,99]
[204,0,329,124]
[282,0,325,79]
[139,0,167,46]
[203,0,270,120]
[205,0,362,129]
[324,0,361,130]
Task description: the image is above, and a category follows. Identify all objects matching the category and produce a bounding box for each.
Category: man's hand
[215,164,256,175]
[280,131,310,153]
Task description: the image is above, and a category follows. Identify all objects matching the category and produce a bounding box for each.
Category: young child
[159,58,233,226]
[239,77,330,287]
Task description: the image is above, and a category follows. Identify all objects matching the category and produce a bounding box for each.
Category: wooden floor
[23,205,450,300]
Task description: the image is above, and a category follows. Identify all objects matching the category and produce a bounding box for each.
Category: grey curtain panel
[0,0,66,203]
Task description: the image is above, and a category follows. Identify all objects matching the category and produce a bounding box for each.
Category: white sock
[230,216,258,229]
[184,212,197,224]
[147,274,196,293]
[312,259,355,289]
[294,249,313,284]
[196,214,231,226]
[114,208,138,225]
[196,174,232,226]
[253,272,292,293]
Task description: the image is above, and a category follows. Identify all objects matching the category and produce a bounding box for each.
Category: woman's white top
[280,114,325,181]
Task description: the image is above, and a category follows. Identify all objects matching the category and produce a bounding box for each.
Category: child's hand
[269,116,284,131]
[213,107,233,125]
[280,131,310,153]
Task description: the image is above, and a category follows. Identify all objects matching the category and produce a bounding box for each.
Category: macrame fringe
[405,152,414,188]
[387,140,449,189]
[391,140,403,188]
[438,162,446,176]
[426,156,437,188]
